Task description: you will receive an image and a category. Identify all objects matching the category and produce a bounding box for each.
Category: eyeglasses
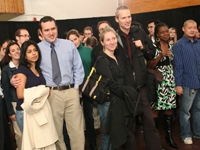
[19,35,31,38]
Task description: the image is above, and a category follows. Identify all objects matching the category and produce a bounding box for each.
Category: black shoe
[161,144,168,150]
[164,115,178,149]
[90,144,98,150]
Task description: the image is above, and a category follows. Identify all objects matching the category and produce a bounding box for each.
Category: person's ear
[100,41,104,47]
[182,27,185,32]
[16,36,19,41]
[115,17,119,23]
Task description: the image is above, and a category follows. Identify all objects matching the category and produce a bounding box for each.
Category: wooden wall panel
[118,0,200,14]
[0,0,24,14]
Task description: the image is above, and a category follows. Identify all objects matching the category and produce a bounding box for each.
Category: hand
[10,75,21,88]
[48,90,51,98]
[134,40,144,50]
[166,49,173,57]
[82,37,88,44]
[79,92,82,98]
[9,114,16,121]
[176,86,183,95]
[162,49,172,57]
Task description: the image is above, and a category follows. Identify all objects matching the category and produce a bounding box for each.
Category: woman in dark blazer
[95,26,134,150]
[1,41,22,149]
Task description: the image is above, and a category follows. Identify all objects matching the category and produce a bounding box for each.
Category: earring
[156,37,160,43]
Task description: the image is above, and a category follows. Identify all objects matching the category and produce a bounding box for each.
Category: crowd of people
[0,5,200,150]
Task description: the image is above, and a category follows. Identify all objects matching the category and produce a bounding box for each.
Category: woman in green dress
[147,22,178,149]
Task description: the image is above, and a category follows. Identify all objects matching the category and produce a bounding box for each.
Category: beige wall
[4,0,200,21]
[9,0,118,21]
[119,0,200,14]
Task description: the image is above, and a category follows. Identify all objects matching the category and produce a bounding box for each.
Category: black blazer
[1,64,18,116]
[95,51,130,99]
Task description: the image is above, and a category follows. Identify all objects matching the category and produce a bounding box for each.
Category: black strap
[137,49,147,72]
[93,55,110,68]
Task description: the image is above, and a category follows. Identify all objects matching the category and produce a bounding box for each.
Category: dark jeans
[140,86,161,150]
[82,94,97,145]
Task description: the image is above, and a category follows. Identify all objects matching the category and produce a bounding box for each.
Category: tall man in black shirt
[115,6,162,150]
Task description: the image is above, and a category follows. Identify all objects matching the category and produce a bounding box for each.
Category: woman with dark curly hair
[148,22,178,149]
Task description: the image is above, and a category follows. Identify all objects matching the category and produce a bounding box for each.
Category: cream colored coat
[21,85,58,150]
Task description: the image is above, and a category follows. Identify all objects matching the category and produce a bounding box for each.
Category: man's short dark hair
[83,26,93,33]
[147,19,160,26]
[96,21,111,33]
[15,28,27,37]
[39,16,56,30]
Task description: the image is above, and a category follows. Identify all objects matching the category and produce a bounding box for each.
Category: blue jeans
[179,87,200,139]
[98,102,111,150]
[16,110,24,132]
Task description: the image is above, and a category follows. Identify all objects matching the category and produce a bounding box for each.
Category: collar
[118,26,138,38]
[77,43,83,49]
[43,38,59,48]
[9,61,16,68]
[182,35,198,43]
[118,28,129,37]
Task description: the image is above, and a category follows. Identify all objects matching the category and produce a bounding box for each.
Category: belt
[48,84,74,91]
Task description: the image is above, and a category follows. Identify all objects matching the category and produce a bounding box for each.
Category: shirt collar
[43,38,59,48]
[9,61,16,68]
[183,35,198,43]
[77,43,83,49]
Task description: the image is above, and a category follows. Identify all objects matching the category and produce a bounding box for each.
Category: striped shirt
[173,35,200,89]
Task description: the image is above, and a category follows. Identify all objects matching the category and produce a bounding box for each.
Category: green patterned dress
[152,44,176,110]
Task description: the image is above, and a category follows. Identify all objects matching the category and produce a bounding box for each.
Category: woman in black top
[95,26,132,150]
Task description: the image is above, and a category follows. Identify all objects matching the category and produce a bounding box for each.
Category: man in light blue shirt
[38,16,85,150]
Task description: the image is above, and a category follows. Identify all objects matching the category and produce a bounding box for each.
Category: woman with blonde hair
[169,27,177,45]
[95,26,138,150]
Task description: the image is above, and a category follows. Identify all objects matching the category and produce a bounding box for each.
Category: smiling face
[68,34,81,48]
[101,31,117,52]
[25,44,39,63]
[8,44,20,61]
[157,26,169,42]
[115,9,132,34]
[40,21,58,43]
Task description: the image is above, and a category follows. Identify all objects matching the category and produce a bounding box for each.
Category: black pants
[140,86,161,150]
[0,96,4,150]
[82,94,97,145]
[0,96,14,150]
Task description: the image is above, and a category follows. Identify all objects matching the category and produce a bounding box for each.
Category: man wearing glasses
[15,28,31,47]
